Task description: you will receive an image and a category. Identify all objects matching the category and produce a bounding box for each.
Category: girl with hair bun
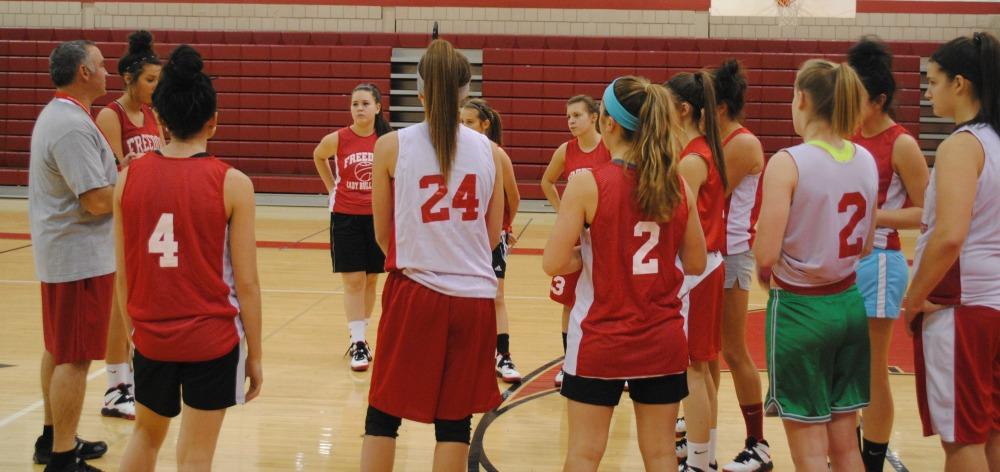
[544,75,705,471]
[711,59,772,472]
[362,39,505,470]
[94,29,164,422]
[461,98,523,384]
[755,59,876,470]
[115,44,263,471]
[312,83,392,373]
[904,31,1000,471]
[846,35,928,472]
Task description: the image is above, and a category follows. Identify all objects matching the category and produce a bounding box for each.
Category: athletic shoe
[495,353,522,383]
[33,436,108,464]
[722,437,773,472]
[101,383,135,420]
[676,416,687,438]
[44,457,103,472]
[554,369,564,387]
[675,437,688,461]
[347,341,373,372]
[678,462,717,472]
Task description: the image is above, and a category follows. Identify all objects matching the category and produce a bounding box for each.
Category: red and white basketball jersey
[564,162,690,379]
[562,138,611,182]
[386,122,498,299]
[121,152,241,362]
[852,123,910,251]
[914,124,1000,309]
[107,101,161,157]
[723,127,763,255]
[682,136,727,253]
[330,127,377,215]
[772,141,878,293]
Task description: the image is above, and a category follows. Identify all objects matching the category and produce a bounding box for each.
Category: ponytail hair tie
[973,32,983,48]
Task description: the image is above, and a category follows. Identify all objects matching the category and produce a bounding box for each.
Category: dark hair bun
[715,59,742,85]
[127,30,154,56]
[163,44,204,83]
[848,36,892,71]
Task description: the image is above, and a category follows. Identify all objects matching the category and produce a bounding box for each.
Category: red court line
[0,231,545,255]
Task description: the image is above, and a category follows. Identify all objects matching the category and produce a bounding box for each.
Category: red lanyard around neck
[54,92,113,149]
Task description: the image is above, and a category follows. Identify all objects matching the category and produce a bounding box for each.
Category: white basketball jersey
[914,124,1000,309]
[725,172,761,255]
[772,141,878,290]
[387,122,498,299]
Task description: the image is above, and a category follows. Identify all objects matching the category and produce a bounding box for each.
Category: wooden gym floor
[0,198,944,470]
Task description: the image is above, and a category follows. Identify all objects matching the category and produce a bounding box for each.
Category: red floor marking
[0,232,31,240]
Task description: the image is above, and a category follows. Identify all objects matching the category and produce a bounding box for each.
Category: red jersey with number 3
[386,122,497,299]
[682,136,726,252]
[564,161,690,379]
[121,151,241,362]
[106,101,161,158]
[562,138,611,182]
[772,142,878,292]
[331,127,377,215]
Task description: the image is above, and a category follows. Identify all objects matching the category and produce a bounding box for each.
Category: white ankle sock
[687,440,710,470]
[709,428,717,464]
[106,363,129,389]
[348,320,366,343]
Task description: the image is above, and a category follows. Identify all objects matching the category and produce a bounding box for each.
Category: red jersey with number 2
[564,161,690,379]
[386,122,498,299]
[121,151,241,362]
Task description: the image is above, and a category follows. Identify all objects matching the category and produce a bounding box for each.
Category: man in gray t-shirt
[28,40,114,472]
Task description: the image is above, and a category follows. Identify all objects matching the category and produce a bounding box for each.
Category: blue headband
[602,79,639,132]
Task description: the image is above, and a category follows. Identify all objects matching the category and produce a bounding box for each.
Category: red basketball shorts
[368,272,502,423]
[550,271,581,307]
[41,273,114,364]
[914,305,1000,444]
[681,264,725,362]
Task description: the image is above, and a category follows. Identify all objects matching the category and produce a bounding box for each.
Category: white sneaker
[676,417,687,438]
[722,438,773,472]
[347,341,373,372]
[675,437,688,461]
[554,369,564,387]
[495,353,522,383]
[679,462,717,472]
[101,383,135,420]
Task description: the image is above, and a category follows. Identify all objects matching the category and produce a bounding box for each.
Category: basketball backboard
[710,0,857,18]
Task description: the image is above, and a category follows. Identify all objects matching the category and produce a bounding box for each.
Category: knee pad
[434,416,472,444]
[364,406,402,438]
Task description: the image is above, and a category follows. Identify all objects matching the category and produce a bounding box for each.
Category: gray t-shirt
[29,98,117,283]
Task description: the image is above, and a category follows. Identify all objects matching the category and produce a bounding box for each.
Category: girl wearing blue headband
[544,75,705,472]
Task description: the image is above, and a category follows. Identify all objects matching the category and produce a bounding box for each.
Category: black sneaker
[44,457,103,472]
[33,436,108,464]
[346,341,373,372]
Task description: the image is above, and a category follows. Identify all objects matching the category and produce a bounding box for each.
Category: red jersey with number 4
[564,162,690,379]
[852,123,910,251]
[772,142,878,293]
[682,136,726,252]
[562,138,611,182]
[106,101,161,157]
[121,151,241,362]
[331,127,377,215]
[386,122,498,299]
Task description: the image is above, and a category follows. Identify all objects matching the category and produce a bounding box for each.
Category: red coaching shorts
[550,271,581,307]
[41,273,114,364]
[914,305,1000,444]
[368,272,502,423]
[681,265,724,362]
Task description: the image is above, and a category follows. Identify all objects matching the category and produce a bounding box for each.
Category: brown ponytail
[666,71,728,189]
[795,59,865,138]
[418,39,472,178]
[605,76,684,221]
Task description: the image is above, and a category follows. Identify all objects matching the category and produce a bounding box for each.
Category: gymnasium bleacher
[0,29,940,199]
